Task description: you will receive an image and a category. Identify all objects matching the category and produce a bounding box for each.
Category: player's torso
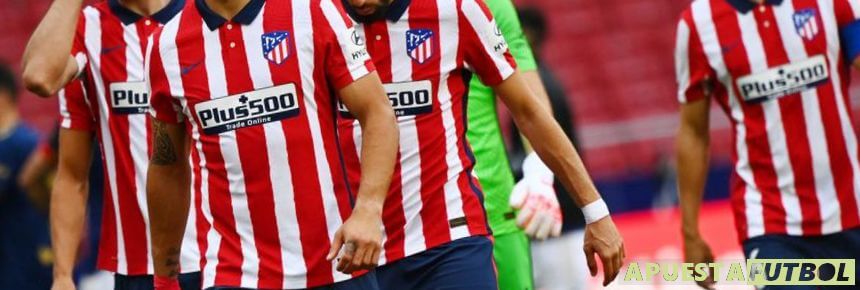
[688,0,860,239]
[159,1,355,288]
[77,3,167,275]
[338,0,490,264]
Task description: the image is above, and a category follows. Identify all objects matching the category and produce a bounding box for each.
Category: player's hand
[511,152,563,240]
[583,216,625,287]
[51,277,76,290]
[684,235,716,290]
[510,175,562,240]
[327,203,383,274]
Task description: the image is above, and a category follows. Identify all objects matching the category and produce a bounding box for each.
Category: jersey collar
[196,0,265,30]
[109,0,185,25]
[341,0,411,23]
[725,0,784,13]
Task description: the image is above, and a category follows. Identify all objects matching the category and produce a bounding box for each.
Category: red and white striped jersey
[338,0,515,264]
[675,0,860,241]
[146,0,374,288]
[59,0,200,275]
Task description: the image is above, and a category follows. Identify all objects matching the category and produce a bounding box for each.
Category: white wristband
[582,199,610,224]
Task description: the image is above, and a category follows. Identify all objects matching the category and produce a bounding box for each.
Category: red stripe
[710,0,787,234]
[175,7,243,285]
[408,0,452,250]
[222,20,285,289]
[758,4,822,235]
[100,13,151,275]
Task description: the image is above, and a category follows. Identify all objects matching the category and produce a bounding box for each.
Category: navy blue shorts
[742,228,860,290]
[376,235,498,290]
[115,272,202,290]
[205,270,379,290]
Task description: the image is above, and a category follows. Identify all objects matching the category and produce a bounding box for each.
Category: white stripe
[460,0,514,80]
[774,1,840,234]
[821,0,860,233]
[846,0,860,17]
[299,0,351,284]
[84,7,131,274]
[320,0,369,81]
[738,9,802,235]
[691,0,766,238]
[59,88,72,128]
[438,0,470,241]
[201,24,260,288]
[122,23,157,272]
[675,20,693,103]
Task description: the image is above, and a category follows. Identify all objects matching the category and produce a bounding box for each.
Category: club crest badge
[406,29,435,64]
[793,8,820,41]
[261,31,291,65]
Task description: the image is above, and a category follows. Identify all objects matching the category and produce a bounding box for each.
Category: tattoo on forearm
[165,247,180,277]
[151,121,178,165]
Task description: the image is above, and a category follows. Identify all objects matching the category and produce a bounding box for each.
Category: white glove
[510,152,563,240]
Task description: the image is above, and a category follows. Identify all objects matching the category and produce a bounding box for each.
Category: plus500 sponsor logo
[737,55,829,102]
[110,82,149,114]
[339,80,433,118]
[194,83,300,135]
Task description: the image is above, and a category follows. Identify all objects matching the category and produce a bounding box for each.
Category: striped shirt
[146,0,375,288]
[338,0,515,264]
[60,0,200,275]
[675,0,860,241]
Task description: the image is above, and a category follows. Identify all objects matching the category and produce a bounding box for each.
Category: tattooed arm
[146,119,190,278]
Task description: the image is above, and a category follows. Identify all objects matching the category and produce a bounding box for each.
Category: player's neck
[749,0,766,4]
[205,0,252,20]
[117,0,170,17]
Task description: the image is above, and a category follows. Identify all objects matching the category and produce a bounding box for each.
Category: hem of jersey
[738,223,860,243]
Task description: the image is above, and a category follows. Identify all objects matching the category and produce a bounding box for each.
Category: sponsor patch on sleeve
[194,83,300,135]
[736,55,829,103]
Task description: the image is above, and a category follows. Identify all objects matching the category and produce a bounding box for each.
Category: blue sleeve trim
[841,20,860,63]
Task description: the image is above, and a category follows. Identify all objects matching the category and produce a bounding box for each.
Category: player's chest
[705,6,841,102]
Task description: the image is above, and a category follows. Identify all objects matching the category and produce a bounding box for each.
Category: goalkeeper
[467,1,584,289]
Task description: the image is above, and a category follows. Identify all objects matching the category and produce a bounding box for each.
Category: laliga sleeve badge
[406,29,436,64]
[261,31,291,65]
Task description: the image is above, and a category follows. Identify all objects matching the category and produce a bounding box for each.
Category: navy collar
[725,0,783,13]
[109,0,185,25]
[196,0,265,30]
[341,0,410,23]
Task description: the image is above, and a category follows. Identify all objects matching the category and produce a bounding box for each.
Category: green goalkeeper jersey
[467,0,537,236]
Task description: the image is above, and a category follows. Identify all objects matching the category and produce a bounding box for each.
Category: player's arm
[674,15,717,289]
[18,141,57,213]
[326,72,398,273]
[21,0,85,97]
[147,120,190,280]
[50,128,94,290]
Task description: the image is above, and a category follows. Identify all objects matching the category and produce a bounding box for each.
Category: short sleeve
[59,77,95,131]
[485,0,537,72]
[72,11,89,76]
[146,31,184,124]
[460,0,517,86]
[675,16,714,104]
[836,0,860,62]
[317,0,375,90]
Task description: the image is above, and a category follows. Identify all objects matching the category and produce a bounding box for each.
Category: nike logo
[181,61,202,75]
[721,40,741,54]
[100,44,125,55]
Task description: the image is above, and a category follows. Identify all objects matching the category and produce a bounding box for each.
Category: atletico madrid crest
[793,9,819,41]
[406,29,435,64]
[261,31,291,65]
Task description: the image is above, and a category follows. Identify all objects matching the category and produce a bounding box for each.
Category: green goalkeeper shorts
[493,230,535,290]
